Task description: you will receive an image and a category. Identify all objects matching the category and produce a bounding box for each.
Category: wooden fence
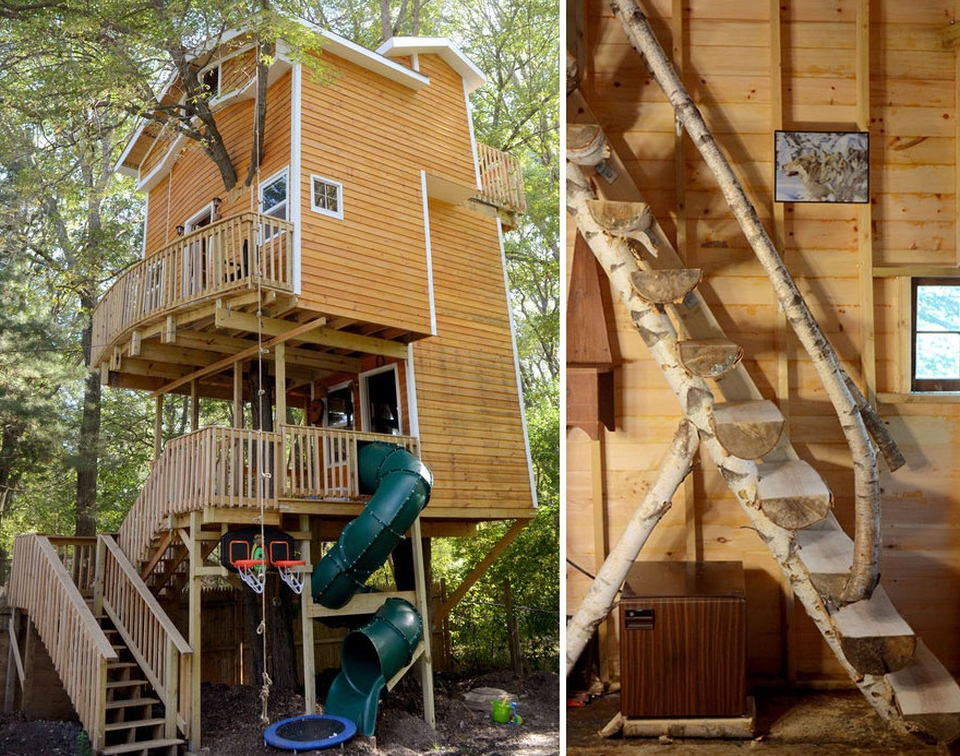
[8,534,117,752]
[118,425,417,566]
[91,212,294,366]
[476,143,527,214]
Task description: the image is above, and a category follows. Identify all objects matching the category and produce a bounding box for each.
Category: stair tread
[887,641,960,742]
[756,460,832,529]
[712,399,784,459]
[105,697,158,709]
[677,338,743,378]
[630,268,702,304]
[101,737,183,755]
[585,199,651,236]
[831,586,916,675]
[107,679,149,688]
[104,717,166,732]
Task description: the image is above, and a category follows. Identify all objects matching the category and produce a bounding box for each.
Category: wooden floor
[567,688,950,755]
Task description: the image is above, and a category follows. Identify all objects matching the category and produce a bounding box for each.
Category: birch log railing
[90,212,294,367]
[118,424,418,566]
[8,534,118,752]
[98,535,192,741]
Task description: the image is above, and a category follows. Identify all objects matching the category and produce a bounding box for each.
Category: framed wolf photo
[774,131,869,203]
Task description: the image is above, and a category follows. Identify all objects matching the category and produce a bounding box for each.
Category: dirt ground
[568,687,959,756]
[0,669,559,756]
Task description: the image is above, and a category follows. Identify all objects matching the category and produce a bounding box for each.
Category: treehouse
[4,23,533,755]
[568,0,960,744]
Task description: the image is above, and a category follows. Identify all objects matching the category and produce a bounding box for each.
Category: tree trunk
[245,40,273,188]
[607,0,892,603]
[565,420,698,676]
[75,301,100,537]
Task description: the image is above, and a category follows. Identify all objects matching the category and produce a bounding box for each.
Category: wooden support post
[154,395,163,462]
[410,517,436,729]
[856,0,877,404]
[590,433,614,683]
[233,361,243,429]
[275,343,287,426]
[503,578,523,675]
[190,380,199,432]
[187,512,202,754]
[299,514,316,715]
[93,536,105,618]
[4,610,21,714]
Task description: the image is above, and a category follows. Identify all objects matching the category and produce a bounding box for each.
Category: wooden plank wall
[413,201,536,520]
[568,0,960,684]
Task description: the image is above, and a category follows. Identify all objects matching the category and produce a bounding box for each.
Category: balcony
[91,212,293,368]
[118,424,419,566]
[475,143,527,226]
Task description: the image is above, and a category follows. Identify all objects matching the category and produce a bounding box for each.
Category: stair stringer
[567,150,960,741]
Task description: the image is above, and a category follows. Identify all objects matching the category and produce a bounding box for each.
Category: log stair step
[678,339,743,379]
[101,737,184,756]
[756,460,832,530]
[567,123,607,166]
[631,268,702,304]
[711,400,784,459]
[585,199,651,237]
[887,641,960,742]
[794,514,853,600]
[831,586,916,675]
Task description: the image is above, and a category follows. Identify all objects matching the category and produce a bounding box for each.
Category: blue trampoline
[264,714,357,751]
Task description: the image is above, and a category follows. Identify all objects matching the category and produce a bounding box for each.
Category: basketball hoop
[274,560,306,594]
[234,559,267,594]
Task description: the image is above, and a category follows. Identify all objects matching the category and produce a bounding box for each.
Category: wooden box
[620,561,747,718]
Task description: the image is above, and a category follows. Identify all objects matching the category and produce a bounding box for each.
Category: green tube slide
[312,442,432,735]
[312,442,432,608]
[324,597,423,735]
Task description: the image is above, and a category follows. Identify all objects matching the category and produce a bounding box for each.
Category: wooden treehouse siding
[414,201,534,517]
[570,0,960,684]
[143,72,293,254]
[294,50,476,335]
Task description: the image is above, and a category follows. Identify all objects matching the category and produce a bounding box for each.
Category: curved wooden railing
[8,534,117,752]
[99,535,192,741]
[91,212,294,367]
[476,143,527,215]
[118,424,417,566]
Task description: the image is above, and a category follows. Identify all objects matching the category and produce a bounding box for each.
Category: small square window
[912,277,960,391]
[201,66,220,100]
[311,175,343,219]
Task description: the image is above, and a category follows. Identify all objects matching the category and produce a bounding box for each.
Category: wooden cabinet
[620,561,747,718]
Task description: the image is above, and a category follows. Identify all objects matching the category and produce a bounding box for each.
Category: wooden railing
[91,212,294,367]
[476,143,527,214]
[8,534,118,752]
[48,536,98,596]
[99,535,192,741]
[118,424,416,566]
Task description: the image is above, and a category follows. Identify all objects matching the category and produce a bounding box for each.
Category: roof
[376,37,486,93]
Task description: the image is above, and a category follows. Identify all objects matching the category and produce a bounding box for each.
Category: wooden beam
[151,315,328,397]
[856,0,876,404]
[166,330,362,372]
[215,305,409,359]
[434,520,528,621]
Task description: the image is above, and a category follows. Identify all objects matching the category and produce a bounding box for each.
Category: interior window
[912,277,960,391]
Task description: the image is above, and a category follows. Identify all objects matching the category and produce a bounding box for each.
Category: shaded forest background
[0,0,558,670]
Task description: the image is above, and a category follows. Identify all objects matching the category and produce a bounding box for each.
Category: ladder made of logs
[566,95,960,743]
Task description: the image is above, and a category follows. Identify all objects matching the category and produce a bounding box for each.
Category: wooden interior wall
[567,0,960,685]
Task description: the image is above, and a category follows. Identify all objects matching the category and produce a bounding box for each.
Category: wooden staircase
[566,98,960,742]
[7,534,191,754]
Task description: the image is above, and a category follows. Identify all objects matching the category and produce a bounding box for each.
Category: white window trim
[359,364,402,435]
[310,174,344,220]
[184,204,214,233]
[200,62,222,103]
[260,167,289,218]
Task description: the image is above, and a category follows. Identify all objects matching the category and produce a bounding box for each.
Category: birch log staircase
[7,534,190,755]
[567,106,960,740]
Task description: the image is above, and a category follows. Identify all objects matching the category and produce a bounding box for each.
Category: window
[311,175,343,219]
[912,277,960,391]
[201,65,220,100]
[261,171,288,220]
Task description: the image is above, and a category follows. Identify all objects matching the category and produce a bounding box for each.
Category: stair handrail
[8,533,118,752]
[98,534,192,740]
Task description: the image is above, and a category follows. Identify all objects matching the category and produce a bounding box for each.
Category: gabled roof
[376,37,486,93]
